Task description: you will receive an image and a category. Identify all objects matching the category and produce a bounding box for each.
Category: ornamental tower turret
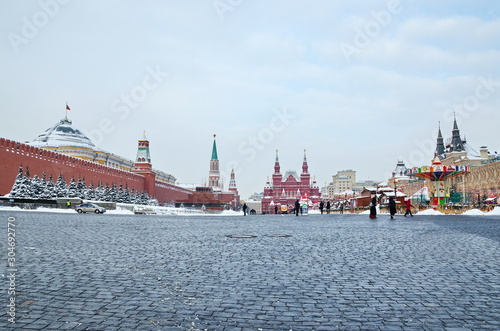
[272,149,282,187]
[435,123,445,159]
[208,134,221,189]
[300,149,311,189]
[134,131,152,169]
[132,131,156,196]
[449,115,465,153]
[228,168,237,192]
[301,149,309,174]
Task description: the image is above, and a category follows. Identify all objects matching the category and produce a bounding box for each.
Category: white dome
[29,117,96,148]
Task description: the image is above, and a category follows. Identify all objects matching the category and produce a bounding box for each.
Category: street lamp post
[394,178,399,200]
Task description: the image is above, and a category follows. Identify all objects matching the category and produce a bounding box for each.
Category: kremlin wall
[0,117,239,209]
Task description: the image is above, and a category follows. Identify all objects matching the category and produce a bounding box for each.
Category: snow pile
[485,206,500,216]
[359,206,388,215]
[462,209,485,216]
[106,209,135,215]
[220,210,243,216]
[415,208,443,215]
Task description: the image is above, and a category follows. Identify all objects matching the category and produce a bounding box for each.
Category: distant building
[405,116,500,204]
[247,192,263,201]
[435,118,500,203]
[387,160,423,198]
[261,150,320,214]
[176,135,240,210]
[322,169,357,199]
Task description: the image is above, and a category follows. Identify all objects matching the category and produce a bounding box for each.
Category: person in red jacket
[404,199,413,217]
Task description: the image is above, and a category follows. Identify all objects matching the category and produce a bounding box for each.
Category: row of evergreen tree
[9,166,153,205]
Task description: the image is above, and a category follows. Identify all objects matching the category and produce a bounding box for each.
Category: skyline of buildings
[1,113,499,208]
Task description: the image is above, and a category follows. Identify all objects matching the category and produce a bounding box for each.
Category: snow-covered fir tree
[31,174,44,198]
[38,172,50,199]
[44,175,56,199]
[105,183,118,202]
[132,189,142,204]
[55,173,67,198]
[85,182,96,200]
[16,168,34,198]
[95,182,105,201]
[7,167,158,203]
[77,177,86,199]
[140,191,149,205]
[123,184,131,204]
[9,166,24,198]
[101,183,111,201]
[117,183,125,203]
[67,178,78,198]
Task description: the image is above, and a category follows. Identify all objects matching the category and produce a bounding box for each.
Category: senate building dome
[27,116,176,184]
[30,117,96,149]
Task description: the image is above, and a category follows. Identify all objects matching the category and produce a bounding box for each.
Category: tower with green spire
[208,134,221,189]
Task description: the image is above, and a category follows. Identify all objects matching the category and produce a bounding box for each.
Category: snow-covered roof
[384,191,407,198]
[283,170,299,182]
[464,143,480,158]
[29,117,96,149]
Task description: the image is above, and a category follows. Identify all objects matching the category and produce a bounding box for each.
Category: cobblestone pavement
[1,211,499,330]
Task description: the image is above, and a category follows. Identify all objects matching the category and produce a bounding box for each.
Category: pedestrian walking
[242,203,248,216]
[339,201,344,214]
[319,200,324,214]
[404,199,413,217]
[389,196,396,219]
[294,200,300,216]
[369,196,377,219]
[326,201,331,214]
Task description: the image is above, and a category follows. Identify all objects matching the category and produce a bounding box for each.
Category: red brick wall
[0,138,192,202]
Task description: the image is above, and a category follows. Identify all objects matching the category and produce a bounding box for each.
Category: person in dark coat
[274,205,278,214]
[339,201,344,214]
[294,200,300,216]
[389,197,396,219]
[319,200,324,214]
[326,201,331,214]
[242,203,248,216]
[369,196,377,219]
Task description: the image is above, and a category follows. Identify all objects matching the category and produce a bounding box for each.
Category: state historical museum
[261,150,321,214]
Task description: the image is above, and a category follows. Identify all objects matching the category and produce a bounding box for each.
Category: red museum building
[261,150,321,214]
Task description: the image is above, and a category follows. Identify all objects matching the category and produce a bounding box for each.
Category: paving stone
[2,211,499,329]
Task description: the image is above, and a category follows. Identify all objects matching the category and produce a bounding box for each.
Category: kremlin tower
[175,134,240,210]
[208,134,221,190]
[131,132,156,197]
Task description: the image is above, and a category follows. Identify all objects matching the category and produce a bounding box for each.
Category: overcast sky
[1,0,499,199]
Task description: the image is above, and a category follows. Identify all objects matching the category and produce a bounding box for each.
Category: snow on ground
[1,205,498,217]
[359,206,388,215]
[106,209,135,215]
[0,206,75,213]
[485,206,500,216]
[462,209,485,216]
[415,209,444,216]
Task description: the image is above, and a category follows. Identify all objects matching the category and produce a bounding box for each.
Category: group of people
[318,200,331,214]
[243,198,414,217]
[370,196,414,219]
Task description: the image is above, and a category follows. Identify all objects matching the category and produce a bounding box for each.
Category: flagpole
[65,102,68,120]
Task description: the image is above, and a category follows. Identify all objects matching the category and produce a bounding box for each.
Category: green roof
[211,139,218,160]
